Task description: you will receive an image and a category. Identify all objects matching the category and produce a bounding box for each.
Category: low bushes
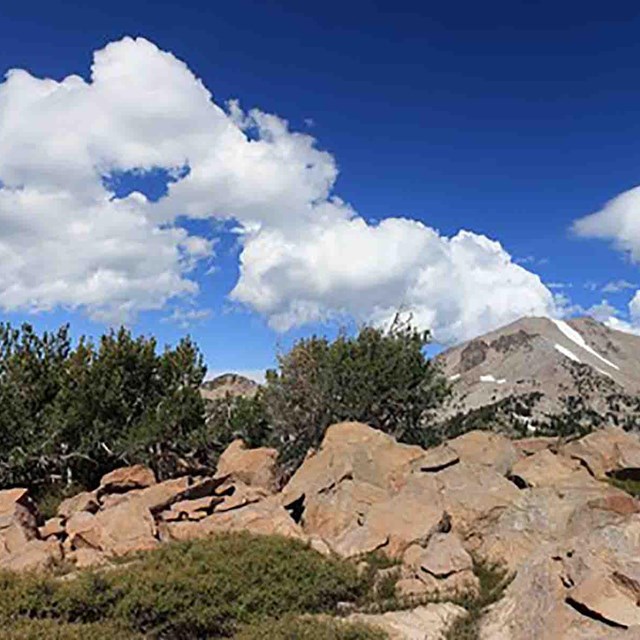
[0,533,376,639]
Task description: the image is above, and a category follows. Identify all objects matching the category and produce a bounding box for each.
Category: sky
[2,0,640,380]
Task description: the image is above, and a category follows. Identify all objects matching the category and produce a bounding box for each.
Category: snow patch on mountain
[551,319,620,370]
[555,343,582,363]
[480,375,506,384]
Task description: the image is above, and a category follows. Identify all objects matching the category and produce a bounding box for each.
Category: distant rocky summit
[3,421,640,638]
[200,373,260,401]
[435,316,640,436]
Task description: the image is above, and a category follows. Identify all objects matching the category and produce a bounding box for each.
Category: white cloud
[0,36,557,342]
[163,307,212,328]
[573,186,640,261]
[581,293,640,337]
[231,219,556,344]
[585,299,619,322]
[572,188,640,336]
[601,279,637,293]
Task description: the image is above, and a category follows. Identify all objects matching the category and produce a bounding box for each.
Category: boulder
[160,497,306,543]
[348,602,467,640]
[65,511,102,550]
[57,490,99,519]
[212,481,270,513]
[300,479,389,543]
[401,532,478,598]
[513,436,559,457]
[161,496,222,521]
[412,444,459,473]
[99,464,156,494]
[434,462,521,535]
[329,475,445,558]
[560,427,640,479]
[118,476,192,513]
[93,499,158,556]
[67,547,109,569]
[510,449,592,488]
[66,500,158,556]
[39,517,65,540]
[406,532,473,577]
[480,495,640,640]
[480,547,640,640]
[473,480,628,571]
[0,488,39,558]
[0,538,62,572]
[479,552,573,640]
[447,430,518,476]
[568,568,640,628]
[215,439,278,492]
[281,422,424,508]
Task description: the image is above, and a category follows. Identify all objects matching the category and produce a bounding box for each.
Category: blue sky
[1,0,640,378]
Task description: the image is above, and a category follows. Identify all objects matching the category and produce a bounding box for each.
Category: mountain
[434,316,640,436]
[200,373,259,401]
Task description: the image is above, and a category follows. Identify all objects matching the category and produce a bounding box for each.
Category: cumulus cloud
[231,219,556,343]
[572,188,640,336]
[0,36,557,342]
[573,186,640,261]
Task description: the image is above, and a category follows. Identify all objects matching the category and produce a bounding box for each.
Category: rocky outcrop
[0,422,638,639]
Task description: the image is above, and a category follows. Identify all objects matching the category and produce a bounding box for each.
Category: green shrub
[234,616,388,640]
[0,620,140,640]
[606,475,640,498]
[0,322,207,494]
[259,317,449,470]
[0,533,370,639]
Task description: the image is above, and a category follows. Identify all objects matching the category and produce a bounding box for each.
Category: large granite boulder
[215,439,279,492]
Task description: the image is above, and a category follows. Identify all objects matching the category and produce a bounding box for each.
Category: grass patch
[445,557,512,640]
[359,550,400,572]
[234,616,387,639]
[0,533,374,639]
[0,620,140,640]
[606,475,640,498]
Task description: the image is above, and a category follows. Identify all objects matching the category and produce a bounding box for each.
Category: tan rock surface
[0,538,62,572]
[57,490,99,519]
[561,427,640,479]
[160,497,305,543]
[349,603,467,640]
[0,488,39,558]
[215,439,278,492]
[447,430,518,475]
[513,436,559,457]
[434,461,520,535]
[412,443,459,472]
[39,517,65,540]
[281,422,424,508]
[510,449,591,488]
[99,464,156,493]
[67,501,157,556]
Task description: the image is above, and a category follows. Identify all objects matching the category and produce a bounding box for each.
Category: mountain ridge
[434,315,640,436]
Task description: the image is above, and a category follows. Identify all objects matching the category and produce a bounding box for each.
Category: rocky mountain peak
[435,315,640,435]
